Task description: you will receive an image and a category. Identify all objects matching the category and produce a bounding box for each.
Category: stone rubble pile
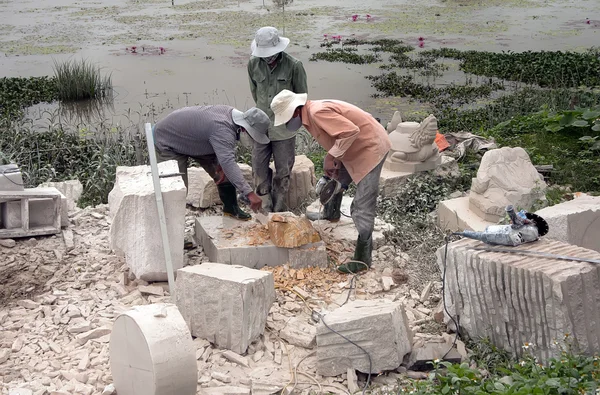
[1,200,455,395]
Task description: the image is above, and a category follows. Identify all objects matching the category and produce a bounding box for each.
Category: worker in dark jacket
[153,106,270,220]
[248,26,308,212]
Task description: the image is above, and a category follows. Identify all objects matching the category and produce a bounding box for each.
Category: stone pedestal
[175,263,275,354]
[305,197,394,248]
[535,195,600,252]
[1,187,68,228]
[316,299,412,376]
[379,156,458,198]
[436,238,600,363]
[108,160,186,282]
[109,303,197,395]
[194,215,327,268]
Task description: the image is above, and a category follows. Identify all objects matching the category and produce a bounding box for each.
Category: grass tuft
[52,58,113,101]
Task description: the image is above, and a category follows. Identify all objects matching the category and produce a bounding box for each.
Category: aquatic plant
[52,59,113,101]
[422,48,600,88]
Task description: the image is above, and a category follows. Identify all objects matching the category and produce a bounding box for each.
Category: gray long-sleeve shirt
[154,105,252,196]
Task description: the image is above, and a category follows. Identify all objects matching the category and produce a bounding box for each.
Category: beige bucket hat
[271,89,308,126]
[251,26,290,58]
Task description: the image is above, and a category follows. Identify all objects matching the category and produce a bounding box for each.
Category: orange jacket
[301,100,391,184]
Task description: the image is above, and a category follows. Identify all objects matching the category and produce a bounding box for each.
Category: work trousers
[334,155,387,239]
[154,147,221,189]
[252,136,296,212]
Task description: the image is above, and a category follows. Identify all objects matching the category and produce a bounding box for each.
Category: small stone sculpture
[384,113,441,173]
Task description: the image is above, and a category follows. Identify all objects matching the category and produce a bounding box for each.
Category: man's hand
[324,153,341,178]
[215,165,227,185]
[246,192,263,213]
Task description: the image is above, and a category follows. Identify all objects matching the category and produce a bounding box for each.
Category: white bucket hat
[271,89,308,126]
[232,107,271,144]
[251,26,290,58]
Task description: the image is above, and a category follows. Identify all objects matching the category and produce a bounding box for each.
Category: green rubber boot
[338,234,372,273]
[217,182,251,221]
[306,191,344,222]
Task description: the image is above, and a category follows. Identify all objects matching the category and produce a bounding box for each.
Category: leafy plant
[0,76,58,119]
[309,48,380,64]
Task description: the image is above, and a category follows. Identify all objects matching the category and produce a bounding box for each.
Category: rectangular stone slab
[437,238,600,363]
[316,299,412,376]
[194,216,327,269]
[175,263,276,354]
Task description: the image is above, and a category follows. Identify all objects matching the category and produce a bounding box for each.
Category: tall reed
[53,59,113,101]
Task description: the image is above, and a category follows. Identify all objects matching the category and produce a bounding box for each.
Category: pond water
[1,0,599,131]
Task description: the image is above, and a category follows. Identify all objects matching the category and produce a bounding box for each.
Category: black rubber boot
[217,182,251,221]
[338,234,372,273]
[306,191,344,222]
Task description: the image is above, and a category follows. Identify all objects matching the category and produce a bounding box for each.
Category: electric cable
[440,234,461,360]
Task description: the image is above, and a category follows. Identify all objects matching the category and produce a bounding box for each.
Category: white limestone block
[437,238,600,363]
[175,263,276,354]
[0,164,24,192]
[108,160,186,281]
[109,303,196,395]
[186,164,253,208]
[187,167,220,208]
[39,180,83,211]
[469,147,547,222]
[535,195,600,252]
[316,299,412,376]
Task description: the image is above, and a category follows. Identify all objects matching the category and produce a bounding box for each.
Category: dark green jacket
[248,52,308,141]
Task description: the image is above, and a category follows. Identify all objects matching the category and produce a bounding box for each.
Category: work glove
[323,153,342,179]
[246,192,263,213]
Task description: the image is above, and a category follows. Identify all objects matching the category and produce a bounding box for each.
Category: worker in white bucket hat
[247,26,308,213]
[271,90,392,274]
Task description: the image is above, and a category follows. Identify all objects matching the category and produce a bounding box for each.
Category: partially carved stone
[384,113,441,173]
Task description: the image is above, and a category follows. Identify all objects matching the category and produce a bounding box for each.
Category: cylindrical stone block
[109,303,197,395]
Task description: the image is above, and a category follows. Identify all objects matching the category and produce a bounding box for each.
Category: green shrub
[399,338,599,394]
[0,76,58,119]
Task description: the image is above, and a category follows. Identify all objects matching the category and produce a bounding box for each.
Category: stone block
[436,238,600,363]
[383,154,441,173]
[109,303,197,395]
[187,167,219,209]
[469,147,547,223]
[175,263,275,354]
[407,341,462,371]
[194,216,327,269]
[270,155,316,210]
[39,180,83,211]
[0,187,68,229]
[187,164,253,208]
[0,164,24,192]
[379,156,457,198]
[535,195,600,253]
[305,197,394,248]
[316,299,412,376]
[108,160,186,282]
[267,213,321,248]
[438,195,495,232]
